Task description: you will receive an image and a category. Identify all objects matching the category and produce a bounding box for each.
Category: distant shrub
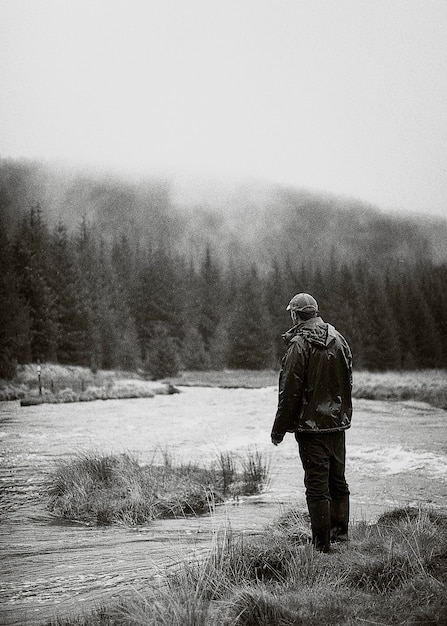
[0,383,27,401]
[51,388,79,403]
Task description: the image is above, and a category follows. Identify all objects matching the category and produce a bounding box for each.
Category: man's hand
[271,433,284,446]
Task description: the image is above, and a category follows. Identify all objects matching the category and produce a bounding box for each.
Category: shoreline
[1,364,446,410]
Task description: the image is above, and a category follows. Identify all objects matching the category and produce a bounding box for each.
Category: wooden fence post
[37,360,42,396]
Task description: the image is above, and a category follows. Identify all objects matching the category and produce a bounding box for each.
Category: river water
[1,387,446,625]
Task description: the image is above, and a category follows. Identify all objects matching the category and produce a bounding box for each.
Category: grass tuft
[273,507,311,545]
[240,449,270,496]
[347,552,414,593]
[45,505,447,626]
[46,449,270,526]
[221,587,300,626]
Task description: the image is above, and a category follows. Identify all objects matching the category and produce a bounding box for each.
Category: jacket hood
[282,316,337,349]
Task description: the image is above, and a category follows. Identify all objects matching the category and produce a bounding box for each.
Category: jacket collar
[282,316,324,345]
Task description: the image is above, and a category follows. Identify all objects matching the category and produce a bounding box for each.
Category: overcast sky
[1,0,446,217]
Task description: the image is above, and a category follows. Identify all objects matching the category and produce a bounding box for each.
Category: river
[1,387,446,625]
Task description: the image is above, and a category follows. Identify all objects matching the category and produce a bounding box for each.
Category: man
[271,293,352,553]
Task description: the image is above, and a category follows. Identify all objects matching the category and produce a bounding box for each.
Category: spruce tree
[419,264,447,367]
[228,267,276,369]
[405,271,443,368]
[131,248,185,368]
[143,322,180,379]
[330,264,362,360]
[197,246,222,354]
[13,205,58,362]
[264,260,292,362]
[73,216,101,369]
[49,222,88,364]
[181,326,210,370]
[360,279,402,370]
[0,218,31,377]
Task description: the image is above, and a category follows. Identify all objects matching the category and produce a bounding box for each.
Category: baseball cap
[286,293,318,313]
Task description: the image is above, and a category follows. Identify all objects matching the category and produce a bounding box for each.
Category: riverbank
[0,364,176,404]
[168,368,447,410]
[1,364,446,409]
[44,506,447,626]
[1,388,446,625]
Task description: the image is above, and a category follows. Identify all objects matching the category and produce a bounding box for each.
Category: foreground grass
[47,450,270,526]
[47,506,447,625]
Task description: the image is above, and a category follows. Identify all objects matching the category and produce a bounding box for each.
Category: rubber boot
[307,500,331,553]
[330,494,349,543]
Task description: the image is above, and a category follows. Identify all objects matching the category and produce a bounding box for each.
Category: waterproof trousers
[296,431,350,552]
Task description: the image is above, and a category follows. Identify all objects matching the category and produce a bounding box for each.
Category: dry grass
[171,368,447,409]
[167,369,279,389]
[46,449,270,526]
[2,364,446,409]
[353,369,447,409]
[0,363,171,402]
[46,505,447,626]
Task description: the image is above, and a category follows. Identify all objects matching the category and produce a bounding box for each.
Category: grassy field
[1,364,446,409]
[46,506,447,625]
[352,369,447,409]
[169,368,447,409]
[0,363,172,402]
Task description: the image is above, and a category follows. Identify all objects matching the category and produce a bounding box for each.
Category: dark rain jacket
[271,316,353,441]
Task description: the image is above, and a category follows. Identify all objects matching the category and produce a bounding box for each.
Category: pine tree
[181,326,210,370]
[264,260,292,362]
[13,205,58,362]
[131,248,185,368]
[208,322,230,370]
[143,322,180,379]
[405,270,443,368]
[332,264,364,365]
[419,264,447,367]
[228,267,276,369]
[49,222,88,364]
[197,246,222,354]
[73,215,103,369]
[0,218,31,377]
[360,279,402,370]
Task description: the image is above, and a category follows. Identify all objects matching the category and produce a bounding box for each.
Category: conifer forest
[1,159,446,379]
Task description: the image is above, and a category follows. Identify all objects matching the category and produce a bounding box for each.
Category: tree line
[1,204,446,379]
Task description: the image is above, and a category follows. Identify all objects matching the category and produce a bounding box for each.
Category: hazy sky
[1,0,447,217]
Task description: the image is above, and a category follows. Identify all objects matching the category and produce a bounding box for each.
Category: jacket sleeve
[340,333,353,389]
[271,339,306,440]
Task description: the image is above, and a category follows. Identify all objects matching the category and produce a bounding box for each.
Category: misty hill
[1,158,446,270]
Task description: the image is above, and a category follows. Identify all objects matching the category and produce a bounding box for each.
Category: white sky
[1,0,447,217]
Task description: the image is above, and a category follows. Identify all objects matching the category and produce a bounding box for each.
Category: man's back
[273,316,352,436]
[271,293,353,553]
[291,317,352,432]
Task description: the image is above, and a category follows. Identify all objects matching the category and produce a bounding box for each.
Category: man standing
[271,293,353,553]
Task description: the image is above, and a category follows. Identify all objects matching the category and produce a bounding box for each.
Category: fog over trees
[1,158,446,379]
